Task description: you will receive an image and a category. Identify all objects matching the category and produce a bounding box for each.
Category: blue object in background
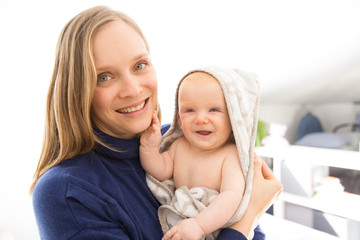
[296,112,324,141]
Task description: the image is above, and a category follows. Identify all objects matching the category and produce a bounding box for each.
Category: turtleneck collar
[93,128,141,162]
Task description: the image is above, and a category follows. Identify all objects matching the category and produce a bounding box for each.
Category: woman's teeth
[117,101,145,113]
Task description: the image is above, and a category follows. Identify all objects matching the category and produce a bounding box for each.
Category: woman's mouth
[116,99,148,114]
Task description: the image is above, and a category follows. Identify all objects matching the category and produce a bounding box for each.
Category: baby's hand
[140,110,161,148]
[162,218,205,240]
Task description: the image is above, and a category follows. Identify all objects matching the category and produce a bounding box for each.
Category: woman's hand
[249,154,283,215]
[229,154,283,238]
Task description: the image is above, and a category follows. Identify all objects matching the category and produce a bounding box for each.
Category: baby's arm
[140,111,174,181]
[163,148,245,240]
[195,150,245,233]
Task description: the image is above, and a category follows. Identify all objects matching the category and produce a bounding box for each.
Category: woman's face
[91,20,157,139]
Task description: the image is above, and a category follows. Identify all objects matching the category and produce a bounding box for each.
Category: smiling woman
[29,6,166,239]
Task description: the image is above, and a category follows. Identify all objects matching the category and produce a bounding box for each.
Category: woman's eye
[134,62,146,71]
[97,74,111,83]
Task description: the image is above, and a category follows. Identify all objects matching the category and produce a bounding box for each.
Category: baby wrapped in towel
[140,66,260,240]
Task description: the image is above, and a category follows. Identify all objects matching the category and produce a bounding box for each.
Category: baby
[141,66,260,240]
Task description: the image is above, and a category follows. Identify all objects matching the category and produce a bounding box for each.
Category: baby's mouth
[116,99,148,114]
[196,131,212,136]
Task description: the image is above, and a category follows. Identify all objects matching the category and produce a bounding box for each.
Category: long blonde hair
[30,6,151,193]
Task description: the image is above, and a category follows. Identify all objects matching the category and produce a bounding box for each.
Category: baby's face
[177,72,232,151]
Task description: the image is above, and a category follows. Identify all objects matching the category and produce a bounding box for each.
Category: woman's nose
[118,75,143,98]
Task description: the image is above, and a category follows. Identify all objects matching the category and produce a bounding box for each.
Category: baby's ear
[176,113,182,129]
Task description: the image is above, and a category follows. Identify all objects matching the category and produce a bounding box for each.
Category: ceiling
[1,0,359,107]
[146,0,360,105]
[236,1,360,105]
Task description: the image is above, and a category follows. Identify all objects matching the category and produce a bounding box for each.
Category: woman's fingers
[260,158,275,181]
[251,154,283,211]
[258,155,283,195]
[253,153,265,180]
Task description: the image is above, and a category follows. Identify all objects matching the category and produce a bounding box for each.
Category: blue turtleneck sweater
[33,125,265,239]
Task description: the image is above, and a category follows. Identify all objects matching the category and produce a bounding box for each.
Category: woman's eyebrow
[95,53,150,73]
[133,52,150,61]
[96,66,110,72]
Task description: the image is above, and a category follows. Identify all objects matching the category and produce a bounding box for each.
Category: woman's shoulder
[31,152,127,239]
[33,152,97,198]
[32,151,114,220]
[32,161,76,228]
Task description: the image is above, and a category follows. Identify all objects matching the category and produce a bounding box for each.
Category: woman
[30,6,282,239]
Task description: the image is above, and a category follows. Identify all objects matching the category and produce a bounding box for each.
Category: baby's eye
[97,74,111,83]
[210,108,220,112]
[134,62,146,71]
[185,109,195,113]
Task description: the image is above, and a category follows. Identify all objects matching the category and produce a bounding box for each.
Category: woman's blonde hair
[30,6,153,193]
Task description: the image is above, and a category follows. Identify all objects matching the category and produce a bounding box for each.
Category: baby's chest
[173,156,223,190]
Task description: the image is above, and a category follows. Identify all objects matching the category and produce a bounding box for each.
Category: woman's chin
[129,117,153,137]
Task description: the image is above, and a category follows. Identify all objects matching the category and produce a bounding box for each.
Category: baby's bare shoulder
[222,143,241,165]
[222,142,238,155]
[168,137,188,153]
[171,136,187,147]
